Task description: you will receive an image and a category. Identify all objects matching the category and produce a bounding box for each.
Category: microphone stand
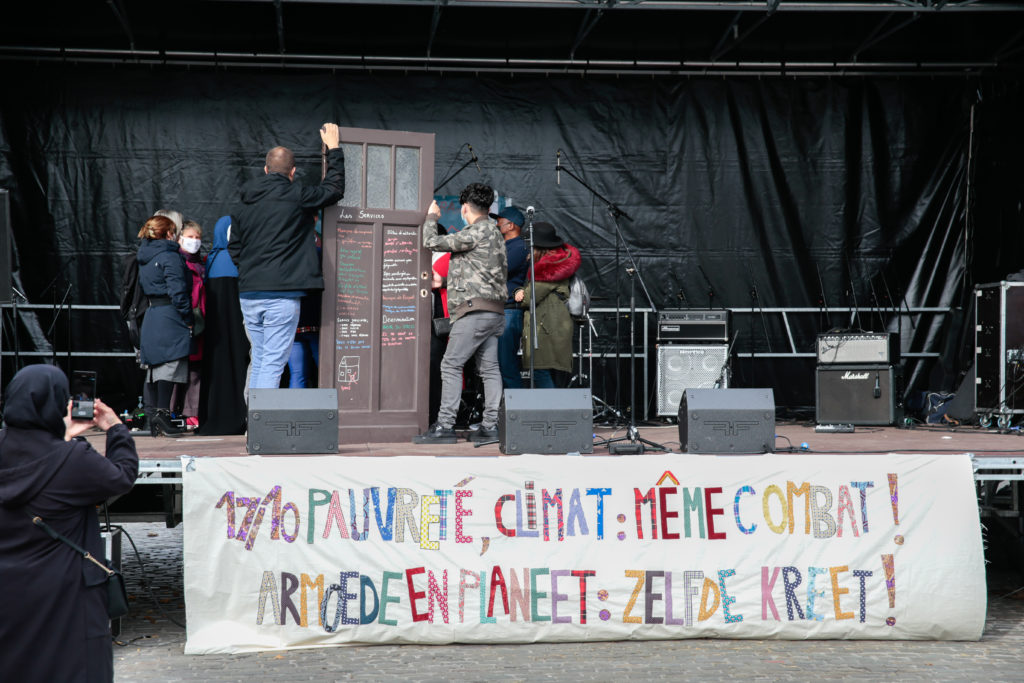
[525,209,538,388]
[39,255,76,374]
[10,285,27,371]
[434,144,482,194]
[557,160,663,453]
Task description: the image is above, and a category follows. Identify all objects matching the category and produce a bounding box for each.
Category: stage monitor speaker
[656,344,729,416]
[678,388,775,454]
[247,388,339,454]
[816,365,897,426]
[499,389,594,455]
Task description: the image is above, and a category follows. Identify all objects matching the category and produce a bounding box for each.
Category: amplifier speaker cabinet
[657,309,730,343]
[816,365,897,426]
[499,389,594,455]
[247,388,339,454]
[656,344,728,416]
[678,388,775,454]
[816,332,898,365]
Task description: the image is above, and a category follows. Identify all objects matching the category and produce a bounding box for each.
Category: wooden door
[319,128,435,443]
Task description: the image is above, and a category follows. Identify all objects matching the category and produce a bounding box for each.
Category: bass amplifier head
[499,389,594,455]
[247,388,339,454]
[656,345,729,416]
[678,388,775,454]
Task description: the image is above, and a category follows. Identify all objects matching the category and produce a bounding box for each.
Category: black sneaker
[412,423,458,444]
[468,426,499,443]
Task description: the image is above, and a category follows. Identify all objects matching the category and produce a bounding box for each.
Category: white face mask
[181,237,202,254]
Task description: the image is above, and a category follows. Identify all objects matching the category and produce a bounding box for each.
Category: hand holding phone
[70,370,97,420]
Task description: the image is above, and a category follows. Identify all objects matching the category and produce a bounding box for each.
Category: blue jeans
[288,331,320,388]
[532,369,557,388]
[240,297,302,390]
[498,308,523,388]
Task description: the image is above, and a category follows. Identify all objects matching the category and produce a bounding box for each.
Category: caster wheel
[998,415,1012,430]
[979,414,993,429]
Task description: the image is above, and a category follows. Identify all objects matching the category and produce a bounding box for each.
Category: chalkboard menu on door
[320,129,435,443]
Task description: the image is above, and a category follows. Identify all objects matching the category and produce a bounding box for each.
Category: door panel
[320,127,434,443]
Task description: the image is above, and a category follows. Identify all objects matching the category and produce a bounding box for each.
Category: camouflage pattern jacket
[423,215,507,320]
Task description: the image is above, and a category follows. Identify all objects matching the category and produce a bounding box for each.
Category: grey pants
[437,311,505,429]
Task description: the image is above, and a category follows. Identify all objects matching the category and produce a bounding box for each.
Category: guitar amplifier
[816,365,898,426]
[657,309,730,343]
[816,332,898,365]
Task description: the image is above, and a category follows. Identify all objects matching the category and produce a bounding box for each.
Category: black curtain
[1,66,1021,412]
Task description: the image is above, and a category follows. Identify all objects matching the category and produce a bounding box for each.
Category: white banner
[182,453,985,653]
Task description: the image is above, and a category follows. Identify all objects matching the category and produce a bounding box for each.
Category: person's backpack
[119,253,148,349]
[565,274,591,320]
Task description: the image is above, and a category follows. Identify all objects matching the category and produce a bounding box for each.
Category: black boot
[151,410,185,438]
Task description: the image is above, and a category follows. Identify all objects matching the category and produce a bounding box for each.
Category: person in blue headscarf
[197,216,250,434]
[0,364,137,683]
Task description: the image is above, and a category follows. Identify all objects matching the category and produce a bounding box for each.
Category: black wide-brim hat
[530,221,564,248]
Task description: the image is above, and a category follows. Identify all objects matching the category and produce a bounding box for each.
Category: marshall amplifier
[816,365,897,426]
[247,388,339,454]
[499,389,594,455]
[817,332,899,365]
[657,309,730,343]
[678,388,775,454]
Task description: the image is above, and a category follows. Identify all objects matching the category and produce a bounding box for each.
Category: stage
[97,421,1024,462]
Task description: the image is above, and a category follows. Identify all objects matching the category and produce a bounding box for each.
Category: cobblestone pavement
[114,522,1024,682]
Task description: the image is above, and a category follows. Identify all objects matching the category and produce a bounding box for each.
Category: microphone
[874,373,881,399]
[526,206,535,217]
[556,150,561,185]
[468,143,481,173]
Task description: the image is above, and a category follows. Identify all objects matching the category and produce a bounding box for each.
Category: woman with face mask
[170,220,206,429]
[136,214,194,436]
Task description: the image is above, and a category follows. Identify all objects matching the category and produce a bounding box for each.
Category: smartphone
[70,370,97,420]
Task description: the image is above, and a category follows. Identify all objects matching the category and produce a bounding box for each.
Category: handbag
[27,512,130,619]
[432,316,452,337]
[191,306,205,337]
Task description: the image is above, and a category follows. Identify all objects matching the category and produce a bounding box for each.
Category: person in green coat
[513,222,582,388]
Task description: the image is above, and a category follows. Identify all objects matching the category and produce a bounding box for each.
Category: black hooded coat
[0,365,138,683]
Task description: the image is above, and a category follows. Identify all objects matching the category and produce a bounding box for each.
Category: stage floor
[92,420,1024,461]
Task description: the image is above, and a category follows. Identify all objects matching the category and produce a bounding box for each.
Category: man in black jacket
[229,122,344,392]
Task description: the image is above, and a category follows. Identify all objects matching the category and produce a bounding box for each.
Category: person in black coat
[228,122,344,392]
[0,364,139,683]
[137,214,194,436]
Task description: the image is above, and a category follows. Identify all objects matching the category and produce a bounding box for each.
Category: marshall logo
[703,420,760,436]
[524,420,576,437]
[267,420,321,437]
[841,371,870,380]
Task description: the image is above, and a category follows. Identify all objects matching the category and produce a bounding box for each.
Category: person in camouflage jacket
[414,183,508,445]
[422,212,507,320]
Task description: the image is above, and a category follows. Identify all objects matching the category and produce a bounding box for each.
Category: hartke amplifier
[678,388,775,454]
[657,309,730,343]
[656,345,729,416]
[816,365,897,426]
[816,332,898,365]
[499,389,594,455]
[247,388,339,454]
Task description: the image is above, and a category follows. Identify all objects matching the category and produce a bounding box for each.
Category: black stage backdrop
[1,67,1022,415]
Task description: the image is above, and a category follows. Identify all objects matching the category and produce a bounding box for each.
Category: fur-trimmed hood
[531,244,581,282]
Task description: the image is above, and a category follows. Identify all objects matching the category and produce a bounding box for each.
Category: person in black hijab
[0,364,138,683]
